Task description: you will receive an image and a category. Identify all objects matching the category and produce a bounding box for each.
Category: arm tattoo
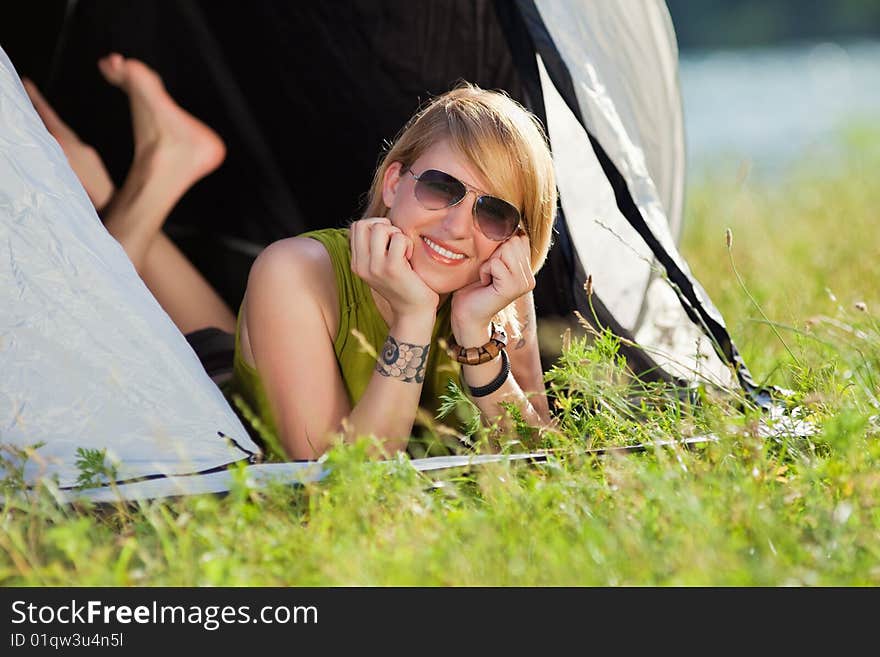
[515,298,536,350]
[375,335,430,383]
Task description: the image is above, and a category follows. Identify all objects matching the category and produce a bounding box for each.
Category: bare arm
[345,312,436,456]
[456,317,548,435]
[245,238,353,459]
[245,222,438,459]
[451,237,552,434]
[507,291,551,424]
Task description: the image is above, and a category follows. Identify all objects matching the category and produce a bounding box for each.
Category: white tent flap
[0,45,260,490]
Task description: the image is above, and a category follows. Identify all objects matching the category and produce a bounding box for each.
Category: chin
[423,275,459,296]
[413,263,471,296]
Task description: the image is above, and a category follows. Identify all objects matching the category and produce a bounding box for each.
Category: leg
[141,232,236,335]
[23,78,115,212]
[23,58,235,334]
[97,53,234,332]
[96,54,226,275]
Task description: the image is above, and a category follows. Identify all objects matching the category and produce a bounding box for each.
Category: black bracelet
[465,349,510,398]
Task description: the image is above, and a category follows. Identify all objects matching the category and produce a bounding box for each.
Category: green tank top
[229,228,459,453]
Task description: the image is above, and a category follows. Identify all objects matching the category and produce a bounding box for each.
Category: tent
[0,1,776,503]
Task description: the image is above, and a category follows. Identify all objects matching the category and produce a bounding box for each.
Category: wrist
[463,349,510,397]
[451,321,492,348]
[390,311,436,342]
[447,322,507,368]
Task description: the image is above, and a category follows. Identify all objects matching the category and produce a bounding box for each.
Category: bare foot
[97,53,226,192]
[22,77,116,211]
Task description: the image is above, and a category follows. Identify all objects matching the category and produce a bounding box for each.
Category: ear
[382,161,404,209]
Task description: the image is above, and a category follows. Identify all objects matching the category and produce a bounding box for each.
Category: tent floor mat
[12,437,717,504]
[8,408,815,505]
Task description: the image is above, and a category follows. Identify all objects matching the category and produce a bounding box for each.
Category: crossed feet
[23,53,225,219]
[23,54,236,334]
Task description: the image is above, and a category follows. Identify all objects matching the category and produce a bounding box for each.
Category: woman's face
[381,139,517,296]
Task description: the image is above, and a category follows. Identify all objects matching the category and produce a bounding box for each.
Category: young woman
[233,84,558,459]
[26,55,558,461]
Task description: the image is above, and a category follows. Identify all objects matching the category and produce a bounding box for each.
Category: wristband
[465,349,510,398]
[446,323,507,365]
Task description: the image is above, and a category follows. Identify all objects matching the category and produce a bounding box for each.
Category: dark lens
[475,196,520,241]
[413,170,465,210]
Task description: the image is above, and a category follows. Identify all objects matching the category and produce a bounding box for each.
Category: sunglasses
[405,167,522,241]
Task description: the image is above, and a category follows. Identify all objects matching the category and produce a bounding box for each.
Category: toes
[98,54,167,98]
[124,58,166,93]
[97,53,126,85]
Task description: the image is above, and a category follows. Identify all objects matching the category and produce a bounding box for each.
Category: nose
[440,190,478,239]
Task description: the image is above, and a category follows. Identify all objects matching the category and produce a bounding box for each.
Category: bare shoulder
[250,237,337,298]
[250,236,333,280]
[241,237,340,356]
[239,236,353,456]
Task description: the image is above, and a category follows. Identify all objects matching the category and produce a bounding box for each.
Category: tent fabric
[0,44,260,489]
[527,0,733,388]
[518,0,769,399]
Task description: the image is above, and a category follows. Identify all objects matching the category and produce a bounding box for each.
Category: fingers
[387,231,412,266]
[349,217,414,280]
[496,236,535,290]
[350,217,390,275]
[478,259,493,287]
[368,222,403,274]
[22,78,75,140]
[503,233,532,266]
[486,256,509,287]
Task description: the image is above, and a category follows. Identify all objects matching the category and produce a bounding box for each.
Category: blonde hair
[360,83,557,333]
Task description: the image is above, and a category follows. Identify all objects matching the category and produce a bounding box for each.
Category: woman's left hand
[450,232,534,341]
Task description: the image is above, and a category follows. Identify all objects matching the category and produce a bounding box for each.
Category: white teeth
[423,236,466,260]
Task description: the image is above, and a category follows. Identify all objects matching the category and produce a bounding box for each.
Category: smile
[421,236,467,262]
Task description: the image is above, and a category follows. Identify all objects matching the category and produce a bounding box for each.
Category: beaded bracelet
[466,349,510,398]
[446,323,507,365]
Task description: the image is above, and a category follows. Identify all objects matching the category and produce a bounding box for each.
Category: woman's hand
[350,218,439,319]
[451,232,535,343]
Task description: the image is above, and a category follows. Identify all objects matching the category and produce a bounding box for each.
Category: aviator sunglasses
[404,167,522,241]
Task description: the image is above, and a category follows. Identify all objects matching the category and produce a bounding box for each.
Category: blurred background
[666,0,880,180]
[664,0,880,376]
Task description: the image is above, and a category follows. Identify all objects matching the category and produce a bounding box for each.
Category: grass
[2,129,879,586]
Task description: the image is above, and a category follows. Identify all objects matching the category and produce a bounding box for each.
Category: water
[679,39,880,178]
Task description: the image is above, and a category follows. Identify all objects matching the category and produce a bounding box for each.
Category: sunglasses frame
[404,166,522,242]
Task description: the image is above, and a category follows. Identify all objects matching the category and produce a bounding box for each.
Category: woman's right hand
[350,218,439,319]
